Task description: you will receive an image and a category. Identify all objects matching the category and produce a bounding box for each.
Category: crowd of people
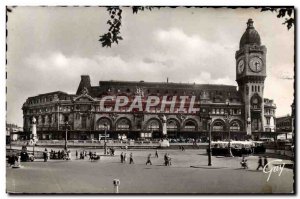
[49,149,70,160]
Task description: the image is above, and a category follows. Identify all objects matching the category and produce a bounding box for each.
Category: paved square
[6,148,294,194]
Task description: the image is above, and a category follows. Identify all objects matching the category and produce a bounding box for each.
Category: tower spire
[246,18,254,29]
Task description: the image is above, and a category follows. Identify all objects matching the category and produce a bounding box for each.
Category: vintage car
[207,141,259,157]
[251,141,266,154]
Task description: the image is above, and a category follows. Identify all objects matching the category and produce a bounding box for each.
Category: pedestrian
[264,156,269,169]
[120,152,124,163]
[124,153,127,163]
[111,148,115,156]
[62,150,65,159]
[129,153,134,164]
[146,153,152,165]
[181,146,185,151]
[164,153,168,166]
[256,156,264,170]
[89,151,92,159]
[155,150,159,158]
[43,148,48,162]
[76,150,78,159]
[167,154,172,166]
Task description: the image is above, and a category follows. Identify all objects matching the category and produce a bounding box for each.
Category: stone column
[32,117,38,141]
[162,115,167,136]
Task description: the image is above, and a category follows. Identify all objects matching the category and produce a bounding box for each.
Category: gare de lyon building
[22,19,276,141]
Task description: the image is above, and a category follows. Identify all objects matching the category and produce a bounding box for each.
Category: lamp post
[207,116,212,166]
[104,123,107,155]
[247,117,251,140]
[64,121,69,151]
[225,99,233,157]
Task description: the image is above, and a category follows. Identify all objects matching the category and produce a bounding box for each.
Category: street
[6,148,294,194]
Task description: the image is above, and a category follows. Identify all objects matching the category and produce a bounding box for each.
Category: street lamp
[247,117,251,139]
[207,116,212,166]
[104,123,107,155]
[64,121,69,151]
[225,99,233,157]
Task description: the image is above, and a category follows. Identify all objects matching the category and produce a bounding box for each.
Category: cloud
[23,28,236,89]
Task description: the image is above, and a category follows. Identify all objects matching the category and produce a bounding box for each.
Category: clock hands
[254,61,260,71]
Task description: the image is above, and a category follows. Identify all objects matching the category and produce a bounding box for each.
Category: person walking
[167,153,172,166]
[155,150,159,158]
[43,148,48,162]
[164,153,168,166]
[75,150,78,159]
[120,152,124,163]
[146,153,152,165]
[264,156,269,169]
[124,153,127,163]
[256,156,264,170]
[129,153,134,164]
[58,150,61,159]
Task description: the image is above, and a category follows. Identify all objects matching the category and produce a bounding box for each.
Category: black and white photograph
[5,5,295,195]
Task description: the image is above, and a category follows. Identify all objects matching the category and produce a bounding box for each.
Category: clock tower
[235,19,267,135]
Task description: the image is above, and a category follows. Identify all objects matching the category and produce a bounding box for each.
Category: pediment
[73,94,95,102]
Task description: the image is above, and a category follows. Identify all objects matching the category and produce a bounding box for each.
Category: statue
[31,117,38,142]
[161,115,167,136]
[81,87,88,95]
[32,117,36,124]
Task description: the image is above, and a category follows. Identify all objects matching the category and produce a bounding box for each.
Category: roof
[239,19,261,49]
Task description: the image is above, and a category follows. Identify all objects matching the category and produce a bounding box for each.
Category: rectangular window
[267,118,270,125]
[82,116,87,129]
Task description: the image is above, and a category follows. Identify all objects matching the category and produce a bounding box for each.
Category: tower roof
[239,19,261,49]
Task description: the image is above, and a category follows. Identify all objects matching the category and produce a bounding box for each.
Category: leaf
[283,18,294,30]
[287,9,293,17]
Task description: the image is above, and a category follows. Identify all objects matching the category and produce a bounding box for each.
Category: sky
[6,7,294,127]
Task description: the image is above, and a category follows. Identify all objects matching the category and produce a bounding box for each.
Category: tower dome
[239,19,261,49]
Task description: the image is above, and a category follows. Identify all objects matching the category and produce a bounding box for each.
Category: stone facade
[22,19,276,141]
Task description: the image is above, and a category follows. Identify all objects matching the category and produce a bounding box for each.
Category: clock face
[249,57,263,72]
[237,59,245,74]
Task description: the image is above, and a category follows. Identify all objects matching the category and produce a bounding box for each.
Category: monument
[30,117,38,144]
[160,115,170,147]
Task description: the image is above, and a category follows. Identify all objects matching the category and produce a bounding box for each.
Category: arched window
[251,96,261,109]
[116,118,131,130]
[147,120,160,131]
[184,120,196,131]
[167,120,178,131]
[230,121,240,131]
[97,118,111,130]
[212,121,224,131]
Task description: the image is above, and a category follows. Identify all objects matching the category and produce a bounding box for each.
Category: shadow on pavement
[190,166,227,169]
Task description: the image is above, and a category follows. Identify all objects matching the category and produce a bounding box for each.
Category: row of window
[277,121,291,128]
[26,106,73,114]
[265,109,275,115]
[107,88,234,97]
[211,108,241,115]
[28,95,72,105]
[251,85,261,93]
